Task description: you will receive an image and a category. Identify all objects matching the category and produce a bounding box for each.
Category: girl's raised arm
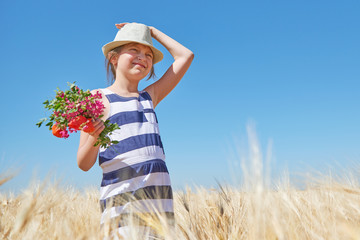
[144,26,194,108]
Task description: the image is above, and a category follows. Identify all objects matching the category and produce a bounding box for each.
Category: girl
[76,22,194,238]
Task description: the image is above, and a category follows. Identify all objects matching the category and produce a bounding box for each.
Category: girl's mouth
[133,62,146,68]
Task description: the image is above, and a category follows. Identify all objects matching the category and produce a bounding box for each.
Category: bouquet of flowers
[36,82,119,148]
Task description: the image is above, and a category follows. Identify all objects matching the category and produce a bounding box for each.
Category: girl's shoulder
[91,89,110,103]
[91,88,108,95]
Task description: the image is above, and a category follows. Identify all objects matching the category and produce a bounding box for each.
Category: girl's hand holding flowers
[36,82,120,149]
[85,119,105,137]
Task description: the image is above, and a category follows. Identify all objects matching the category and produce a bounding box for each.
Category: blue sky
[1,0,359,193]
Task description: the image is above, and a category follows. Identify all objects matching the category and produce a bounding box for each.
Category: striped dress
[98,88,174,238]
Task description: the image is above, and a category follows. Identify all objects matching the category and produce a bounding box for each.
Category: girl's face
[114,43,154,81]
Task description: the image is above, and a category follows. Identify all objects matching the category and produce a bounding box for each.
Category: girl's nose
[138,53,146,60]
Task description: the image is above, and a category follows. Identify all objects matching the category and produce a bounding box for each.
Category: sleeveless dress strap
[99,88,112,95]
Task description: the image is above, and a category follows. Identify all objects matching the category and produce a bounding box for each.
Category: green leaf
[36,118,48,128]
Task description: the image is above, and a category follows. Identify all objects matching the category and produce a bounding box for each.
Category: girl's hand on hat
[148,26,155,35]
[115,23,129,29]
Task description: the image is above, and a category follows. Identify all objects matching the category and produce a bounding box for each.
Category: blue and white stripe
[98,88,173,233]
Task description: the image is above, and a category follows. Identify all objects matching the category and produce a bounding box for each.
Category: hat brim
[102,40,163,64]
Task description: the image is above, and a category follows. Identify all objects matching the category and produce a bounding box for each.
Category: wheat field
[1,167,360,240]
[1,127,360,239]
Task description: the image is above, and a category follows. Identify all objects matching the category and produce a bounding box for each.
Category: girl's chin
[128,71,149,79]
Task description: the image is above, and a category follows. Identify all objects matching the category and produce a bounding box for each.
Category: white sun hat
[102,22,163,64]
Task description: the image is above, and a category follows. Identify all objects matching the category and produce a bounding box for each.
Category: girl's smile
[132,61,147,69]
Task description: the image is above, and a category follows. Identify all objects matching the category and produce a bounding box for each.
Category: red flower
[68,115,87,130]
[82,120,95,133]
[52,124,62,138]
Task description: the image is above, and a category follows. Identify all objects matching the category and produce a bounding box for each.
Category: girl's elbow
[77,155,92,172]
[77,161,91,172]
[186,51,195,61]
[180,51,194,65]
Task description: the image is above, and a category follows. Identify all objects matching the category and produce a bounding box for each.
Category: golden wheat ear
[0,175,14,187]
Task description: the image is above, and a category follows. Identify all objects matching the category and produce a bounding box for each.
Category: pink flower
[59,129,69,138]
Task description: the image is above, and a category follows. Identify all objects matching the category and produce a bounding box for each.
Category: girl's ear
[109,53,118,66]
[107,52,112,60]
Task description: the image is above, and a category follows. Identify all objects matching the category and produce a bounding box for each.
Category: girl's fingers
[115,23,128,29]
[88,119,105,137]
[92,125,105,136]
[97,125,105,134]
[93,120,104,131]
[92,119,102,127]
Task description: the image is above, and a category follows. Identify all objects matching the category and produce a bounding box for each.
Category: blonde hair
[105,45,156,84]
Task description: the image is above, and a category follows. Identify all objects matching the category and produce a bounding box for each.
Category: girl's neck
[109,76,140,96]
